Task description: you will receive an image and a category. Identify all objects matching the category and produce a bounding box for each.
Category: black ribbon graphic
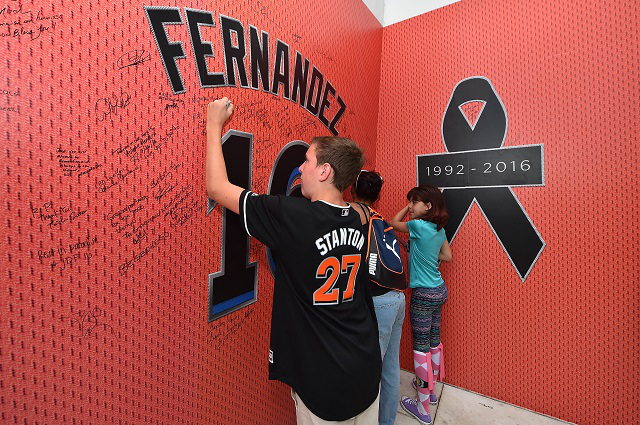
[437,77,544,281]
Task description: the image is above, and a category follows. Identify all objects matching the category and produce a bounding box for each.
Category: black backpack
[356,203,407,291]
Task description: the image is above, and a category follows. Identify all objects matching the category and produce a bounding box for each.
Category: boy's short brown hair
[311,136,365,192]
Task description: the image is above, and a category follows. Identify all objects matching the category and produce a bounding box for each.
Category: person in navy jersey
[205,98,381,424]
[390,185,452,425]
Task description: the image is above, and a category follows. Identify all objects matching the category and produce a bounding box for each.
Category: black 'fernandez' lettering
[144,6,347,135]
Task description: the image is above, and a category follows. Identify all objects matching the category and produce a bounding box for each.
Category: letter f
[145,7,187,94]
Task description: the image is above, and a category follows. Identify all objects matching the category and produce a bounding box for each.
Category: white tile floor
[394,370,575,425]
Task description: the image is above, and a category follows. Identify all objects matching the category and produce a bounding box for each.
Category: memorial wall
[376,1,639,424]
[1,0,382,423]
[2,0,638,424]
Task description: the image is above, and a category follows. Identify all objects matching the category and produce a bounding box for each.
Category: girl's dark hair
[351,170,383,204]
[407,185,448,230]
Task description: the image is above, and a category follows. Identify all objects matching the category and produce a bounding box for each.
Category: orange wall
[3,0,639,423]
[375,1,639,424]
[1,0,381,423]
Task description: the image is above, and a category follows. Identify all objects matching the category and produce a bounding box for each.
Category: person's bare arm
[389,204,410,233]
[206,97,244,214]
[352,202,368,225]
[438,239,452,262]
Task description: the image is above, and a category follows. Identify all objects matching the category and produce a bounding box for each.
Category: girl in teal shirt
[390,185,452,425]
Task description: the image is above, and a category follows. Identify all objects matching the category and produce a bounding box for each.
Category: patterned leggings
[409,284,448,352]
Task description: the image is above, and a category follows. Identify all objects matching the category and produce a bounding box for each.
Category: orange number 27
[313,255,361,305]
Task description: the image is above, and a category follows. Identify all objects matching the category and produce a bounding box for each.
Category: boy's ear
[318,162,332,183]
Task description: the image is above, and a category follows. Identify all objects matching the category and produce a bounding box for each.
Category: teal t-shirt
[406,219,446,289]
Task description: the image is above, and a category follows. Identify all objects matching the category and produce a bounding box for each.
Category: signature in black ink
[0,105,19,113]
[161,184,201,228]
[0,4,27,16]
[131,228,148,245]
[123,209,162,242]
[116,49,151,70]
[112,125,179,164]
[106,196,149,239]
[105,195,148,229]
[118,231,170,275]
[110,204,162,242]
[0,87,20,96]
[31,201,87,229]
[56,147,102,177]
[50,251,93,271]
[95,91,131,122]
[150,162,182,188]
[155,183,176,201]
[45,235,97,271]
[96,163,140,193]
[61,306,114,340]
[77,162,102,177]
[167,195,200,228]
[159,93,185,116]
[151,162,183,201]
[1,20,58,41]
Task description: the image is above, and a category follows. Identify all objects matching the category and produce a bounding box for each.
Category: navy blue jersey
[239,190,381,421]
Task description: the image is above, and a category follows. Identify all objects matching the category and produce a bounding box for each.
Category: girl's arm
[389,204,410,233]
[352,202,368,225]
[438,239,452,262]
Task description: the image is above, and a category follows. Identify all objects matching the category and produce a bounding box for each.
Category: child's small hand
[206,97,234,129]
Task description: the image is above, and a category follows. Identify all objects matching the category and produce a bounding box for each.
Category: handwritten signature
[56,147,103,177]
[31,201,87,229]
[60,307,114,340]
[0,8,62,41]
[95,91,131,122]
[96,163,140,193]
[118,231,170,275]
[116,49,151,70]
[112,125,179,164]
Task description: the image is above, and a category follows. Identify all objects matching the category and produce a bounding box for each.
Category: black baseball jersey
[239,190,381,421]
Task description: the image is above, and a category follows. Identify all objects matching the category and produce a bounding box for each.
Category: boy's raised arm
[206,97,245,214]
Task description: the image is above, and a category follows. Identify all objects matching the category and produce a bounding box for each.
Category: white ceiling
[361,0,462,27]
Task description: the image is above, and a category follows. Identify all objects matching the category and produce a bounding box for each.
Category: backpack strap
[354,202,374,258]
[355,202,372,225]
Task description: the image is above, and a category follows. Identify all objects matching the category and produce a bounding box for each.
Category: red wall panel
[376,1,639,424]
[1,0,382,423]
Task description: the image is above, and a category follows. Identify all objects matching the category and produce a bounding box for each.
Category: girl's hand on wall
[206,97,234,130]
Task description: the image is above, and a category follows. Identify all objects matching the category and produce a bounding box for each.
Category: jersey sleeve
[238,190,282,249]
[406,219,422,239]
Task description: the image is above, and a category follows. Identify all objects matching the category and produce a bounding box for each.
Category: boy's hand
[206,97,234,130]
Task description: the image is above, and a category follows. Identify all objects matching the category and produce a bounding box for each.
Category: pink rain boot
[401,350,433,425]
[429,343,444,404]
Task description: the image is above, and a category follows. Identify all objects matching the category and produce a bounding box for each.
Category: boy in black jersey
[205,98,381,423]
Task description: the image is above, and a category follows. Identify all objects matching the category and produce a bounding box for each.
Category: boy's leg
[352,390,380,425]
[292,389,379,425]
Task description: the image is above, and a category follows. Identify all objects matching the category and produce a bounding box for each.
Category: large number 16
[208,132,308,321]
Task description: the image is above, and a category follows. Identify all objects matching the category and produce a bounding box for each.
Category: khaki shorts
[291,389,380,425]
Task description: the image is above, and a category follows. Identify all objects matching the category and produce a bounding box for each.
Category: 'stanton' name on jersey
[315,228,365,256]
